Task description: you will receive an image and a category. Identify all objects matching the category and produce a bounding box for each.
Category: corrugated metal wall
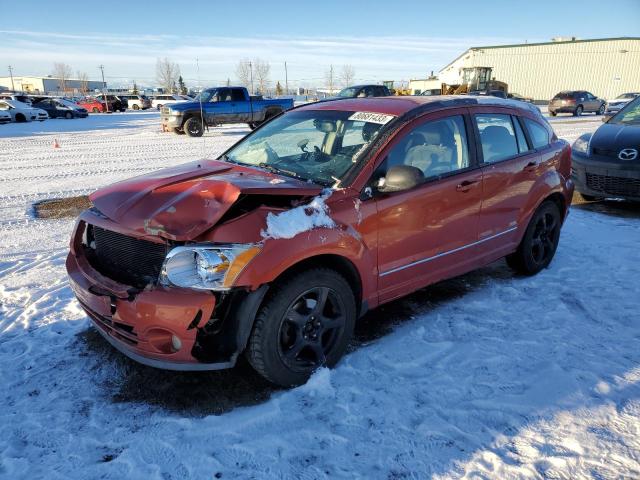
[440,39,640,101]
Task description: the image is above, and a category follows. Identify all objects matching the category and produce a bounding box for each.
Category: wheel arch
[270,253,364,316]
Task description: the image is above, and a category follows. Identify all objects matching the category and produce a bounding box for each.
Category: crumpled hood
[89,159,323,241]
[590,123,640,151]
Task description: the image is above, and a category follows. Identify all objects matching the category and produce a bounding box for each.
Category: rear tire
[184,116,204,137]
[132,104,140,110]
[506,201,562,276]
[573,105,583,116]
[65,112,73,119]
[246,268,356,387]
[549,111,557,117]
[16,113,26,123]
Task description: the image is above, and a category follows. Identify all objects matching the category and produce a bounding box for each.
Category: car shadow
[79,260,513,416]
[573,199,640,219]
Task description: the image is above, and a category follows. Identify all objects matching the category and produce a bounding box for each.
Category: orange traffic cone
[53,138,60,149]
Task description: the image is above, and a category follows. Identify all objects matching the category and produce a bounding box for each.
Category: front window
[609,97,640,125]
[336,87,358,98]
[194,89,217,103]
[616,93,639,100]
[224,110,390,186]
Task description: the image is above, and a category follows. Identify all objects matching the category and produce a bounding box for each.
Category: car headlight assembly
[572,134,591,156]
[160,244,261,291]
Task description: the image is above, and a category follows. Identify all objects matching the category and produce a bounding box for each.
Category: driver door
[370,109,483,302]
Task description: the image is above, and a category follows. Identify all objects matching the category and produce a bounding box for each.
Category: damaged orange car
[67,96,574,386]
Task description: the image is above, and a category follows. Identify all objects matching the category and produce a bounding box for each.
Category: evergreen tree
[132,81,138,95]
[177,76,187,95]
[275,81,283,96]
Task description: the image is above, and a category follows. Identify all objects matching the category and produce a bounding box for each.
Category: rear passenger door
[471,108,540,263]
[230,88,251,122]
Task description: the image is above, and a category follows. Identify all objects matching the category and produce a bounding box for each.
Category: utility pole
[329,65,334,94]
[284,61,289,95]
[249,61,254,95]
[8,65,15,91]
[99,64,109,113]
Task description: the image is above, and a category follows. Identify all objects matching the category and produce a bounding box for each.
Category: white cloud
[0,30,526,87]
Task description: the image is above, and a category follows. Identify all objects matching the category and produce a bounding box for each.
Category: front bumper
[572,151,640,201]
[66,249,231,370]
[161,114,183,131]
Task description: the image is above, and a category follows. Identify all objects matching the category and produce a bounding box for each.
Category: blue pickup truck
[161,86,294,136]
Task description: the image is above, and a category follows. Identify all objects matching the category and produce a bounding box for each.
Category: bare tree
[253,58,271,95]
[235,60,251,90]
[156,57,181,93]
[341,64,355,87]
[77,71,89,94]
[52,63,73,93]
[325,65,336,94]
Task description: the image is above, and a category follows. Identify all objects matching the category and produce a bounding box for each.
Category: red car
[67,96,574,386]
[77,97,108,113]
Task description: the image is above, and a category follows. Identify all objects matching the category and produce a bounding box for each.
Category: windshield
[224,110,390,186]
[609,97,640,125]
[337,87,358,98]
[616,93,639,100]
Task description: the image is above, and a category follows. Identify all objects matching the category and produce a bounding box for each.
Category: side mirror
[378,165,424,193]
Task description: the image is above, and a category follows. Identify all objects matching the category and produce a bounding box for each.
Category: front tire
[92,107,99,113]
[132,104,140,110]
[65,112,73,119]
[549,111,557,117]
[184,116,204,137]
[246,269,356,387]
[596,104,605,115]
[506,201,561,276]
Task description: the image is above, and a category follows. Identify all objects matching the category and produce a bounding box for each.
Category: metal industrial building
[410,37,639,101]
[0,76,105,94]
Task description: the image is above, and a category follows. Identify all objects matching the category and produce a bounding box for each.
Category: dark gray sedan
[572,96,640,201]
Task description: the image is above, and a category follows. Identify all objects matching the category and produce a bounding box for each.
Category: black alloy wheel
[506,201,561,275]
[246,268,356,386]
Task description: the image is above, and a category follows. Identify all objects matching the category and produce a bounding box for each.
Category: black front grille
[87,225,168,288]
[592,147,617,158]
[586,173,640,197]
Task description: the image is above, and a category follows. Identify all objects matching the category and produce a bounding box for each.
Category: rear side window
[230,89,245,101]
[475,114,519,163]
[523,118,550,149]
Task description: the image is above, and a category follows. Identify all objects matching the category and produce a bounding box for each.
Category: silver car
[605,92,640,115]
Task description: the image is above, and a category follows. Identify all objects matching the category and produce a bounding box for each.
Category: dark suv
[334,85,391,99]
[549,91,605,117]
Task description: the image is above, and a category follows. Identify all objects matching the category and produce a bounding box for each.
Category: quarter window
[475,114,519,163]
[523,118,550,149]
[386,115,470,179]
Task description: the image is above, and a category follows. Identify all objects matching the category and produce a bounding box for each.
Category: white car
[151,94,188,110]
[0,109,10,124]
[0,100,48,122]
[605,92,640,115]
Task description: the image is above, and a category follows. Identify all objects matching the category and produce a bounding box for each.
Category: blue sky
[1,0,638,88]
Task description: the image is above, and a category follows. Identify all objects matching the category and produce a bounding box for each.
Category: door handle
[456,180,479,192]
[523,161,538,172]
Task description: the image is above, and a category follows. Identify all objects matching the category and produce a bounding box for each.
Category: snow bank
[261,189,336,240]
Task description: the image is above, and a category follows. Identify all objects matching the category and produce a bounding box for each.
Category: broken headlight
[160,243,261,291]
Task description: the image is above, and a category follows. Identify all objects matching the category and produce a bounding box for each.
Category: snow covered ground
[1,112,638,479]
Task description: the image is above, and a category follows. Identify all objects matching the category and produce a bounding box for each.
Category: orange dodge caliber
[67,96,574,386]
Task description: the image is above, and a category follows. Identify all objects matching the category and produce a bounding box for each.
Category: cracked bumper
[66,250,236,371]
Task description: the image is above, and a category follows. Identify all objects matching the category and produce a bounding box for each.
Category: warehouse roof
[440,36,640,72]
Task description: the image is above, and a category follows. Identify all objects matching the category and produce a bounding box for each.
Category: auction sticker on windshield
[348,112,396,125]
